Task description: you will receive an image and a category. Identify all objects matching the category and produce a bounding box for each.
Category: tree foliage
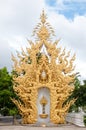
[68,77,86,112]
[0,67,18,116]
[74,80,86,107]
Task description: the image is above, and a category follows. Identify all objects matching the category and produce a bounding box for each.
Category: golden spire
[33,10,55,41]
[40,10,47,24]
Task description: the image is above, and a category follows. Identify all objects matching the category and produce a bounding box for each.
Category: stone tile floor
[0,124,86,130]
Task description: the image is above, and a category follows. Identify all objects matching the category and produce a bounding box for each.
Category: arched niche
[37,87,50,124]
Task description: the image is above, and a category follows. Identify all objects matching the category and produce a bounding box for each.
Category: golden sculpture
[12,10,76,124]
[39,96,48,118]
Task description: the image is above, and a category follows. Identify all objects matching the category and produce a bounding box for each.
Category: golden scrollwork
[12,10,76,124]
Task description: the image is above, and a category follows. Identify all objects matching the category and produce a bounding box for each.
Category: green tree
[68,77,81,112]
[74,80,86,107]
[68,77,86,112]
[0,67,18,117]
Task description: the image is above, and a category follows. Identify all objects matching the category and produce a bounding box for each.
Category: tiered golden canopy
[12,10,76,124]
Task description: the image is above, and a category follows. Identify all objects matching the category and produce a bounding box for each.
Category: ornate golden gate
[12,11,75,124]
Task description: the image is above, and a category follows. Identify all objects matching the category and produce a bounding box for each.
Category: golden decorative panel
[12,10,76,124]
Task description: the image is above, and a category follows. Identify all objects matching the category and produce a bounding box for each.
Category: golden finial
[40,10,47,24]
[32,10,55,41]
[40,96,47,105]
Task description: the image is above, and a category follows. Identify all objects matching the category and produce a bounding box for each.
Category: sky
[0,0,86,82]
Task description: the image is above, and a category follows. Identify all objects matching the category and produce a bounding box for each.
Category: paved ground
[0,124,86,130]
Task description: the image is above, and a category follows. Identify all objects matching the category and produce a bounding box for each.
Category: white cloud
[56,0,65,9]
[0,39,12,71]
[8,36,28,51]
[46,10,86,80]
[0,0,46,70]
